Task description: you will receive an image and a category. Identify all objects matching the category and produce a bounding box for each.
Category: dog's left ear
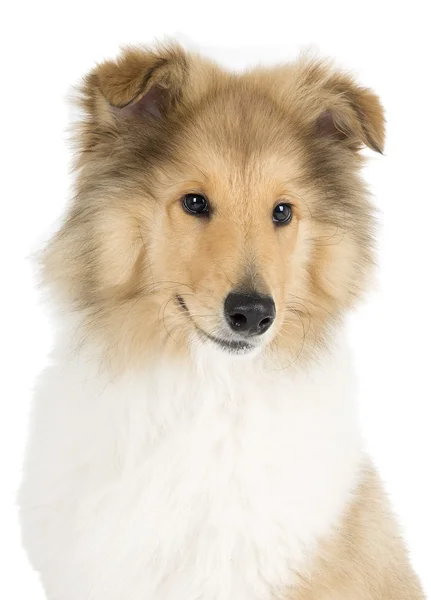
[296,61,385,154]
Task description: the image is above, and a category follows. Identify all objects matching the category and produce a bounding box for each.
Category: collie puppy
[19,43,424,599]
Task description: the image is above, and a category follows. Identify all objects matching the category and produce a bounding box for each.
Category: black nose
[224,292,276,337]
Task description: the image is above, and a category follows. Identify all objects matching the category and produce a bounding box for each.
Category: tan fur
[288,466,424,599]
[43,42,424,596]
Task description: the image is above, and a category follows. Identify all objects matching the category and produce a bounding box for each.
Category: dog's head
[45,44,384,368]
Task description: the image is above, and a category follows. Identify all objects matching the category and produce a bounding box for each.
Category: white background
[1,0,430,597]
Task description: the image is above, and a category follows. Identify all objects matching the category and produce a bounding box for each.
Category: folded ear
[297,60,385,154]
[78,43,188,151]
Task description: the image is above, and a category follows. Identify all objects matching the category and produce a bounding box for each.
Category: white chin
[207,337,263,359]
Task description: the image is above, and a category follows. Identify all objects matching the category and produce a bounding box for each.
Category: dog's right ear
[78,44,188,151]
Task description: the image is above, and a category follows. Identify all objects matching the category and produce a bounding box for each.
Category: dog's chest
[29,350,361,600]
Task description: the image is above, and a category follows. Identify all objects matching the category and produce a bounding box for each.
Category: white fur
[19,331,363,600]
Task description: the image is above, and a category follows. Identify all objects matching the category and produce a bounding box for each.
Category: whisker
[211,259,234,287]
[286,292,331,315]
[269,309,309,371]
[137,226,156,289]
[160,296,185,346]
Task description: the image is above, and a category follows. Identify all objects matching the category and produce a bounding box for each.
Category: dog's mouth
[175,295,255,354]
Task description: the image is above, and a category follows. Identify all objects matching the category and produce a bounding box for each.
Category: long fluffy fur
[19,42,424,599]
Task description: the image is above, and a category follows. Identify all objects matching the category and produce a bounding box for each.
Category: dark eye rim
[182,193,210,217]
[272,202,293,225]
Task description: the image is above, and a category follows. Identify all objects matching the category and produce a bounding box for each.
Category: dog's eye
[273,203,293,225]
[182,193,209,217]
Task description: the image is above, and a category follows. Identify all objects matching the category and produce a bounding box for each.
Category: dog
[19,42,425,599]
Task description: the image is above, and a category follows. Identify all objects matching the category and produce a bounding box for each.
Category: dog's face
[45,45,384,368]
